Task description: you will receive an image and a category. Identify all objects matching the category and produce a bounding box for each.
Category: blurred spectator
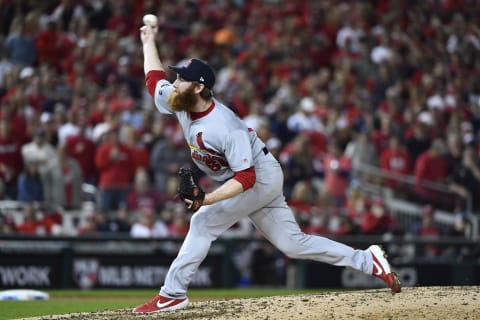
[445,130,463,174]
[413,138,450,209]
[57,107,84,146]
[37,205,64,236]
[126,167,162,211]
[0,118,23,199]
[130,207,169,238]
[1,1,480,238]
[0,2,15,36]
[282,133,316,199]
[344,185,368,227]
[345,129,378,180]
[360,198,397,235]
[287,180,317,215]
[404,121,431,165]
[65,119,96,184]
[269,104,296,146]
[149,127,191,194]
[335,212,359,236]
[21,127,58,177]
[39,112,59,147]
[304,209,331,236]
[158,176,184,210]
[116,56,143,100]
[15,203,42,235]
[4,17,36,66]
[0,43,14,89]
[370,34,394,65]
[14,203,62,236]
[286,96,322,133]
[1,83,28,143]
[243,100,269,132]
[370,112,393,156]
[449,147,480,212]
[414,204,442,258]
[414,205,441,236]
[319,140,351,207]
[77,213,100,236]
[36,19,73,71]
[167,211,190,238]
[17,162,43,203]
[49,146,83,210]
[49,0,88,32]
[86,1,112,31]
[379,135,412,192]
[120,123,150,172]
[95,125,135,213]
[105,3,135,37]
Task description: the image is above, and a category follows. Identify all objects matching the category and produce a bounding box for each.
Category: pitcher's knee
[189,211,220,240]
[189,211,208,232]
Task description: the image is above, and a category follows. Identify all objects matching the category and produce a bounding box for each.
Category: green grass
[0,288,323,320]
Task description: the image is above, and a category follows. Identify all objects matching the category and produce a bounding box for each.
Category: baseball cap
[300,96,315,113]
[40,112,52,123]
[168,58,216,90]
[19,67,34,80]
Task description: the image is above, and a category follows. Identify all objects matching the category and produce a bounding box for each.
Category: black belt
[262,146,269,155]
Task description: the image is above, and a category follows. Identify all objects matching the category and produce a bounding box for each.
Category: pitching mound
[25,286,479,320]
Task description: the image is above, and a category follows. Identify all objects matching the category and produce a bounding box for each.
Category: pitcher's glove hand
[177,168,205,212]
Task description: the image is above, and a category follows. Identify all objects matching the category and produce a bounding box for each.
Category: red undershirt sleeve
[233,167,256,191]
[145,70,167,97]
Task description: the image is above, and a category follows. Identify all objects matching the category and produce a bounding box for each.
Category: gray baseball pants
[160,154,373,298]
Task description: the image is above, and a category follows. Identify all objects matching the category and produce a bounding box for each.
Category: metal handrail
[358,163,472,212]
[356,163,478,240]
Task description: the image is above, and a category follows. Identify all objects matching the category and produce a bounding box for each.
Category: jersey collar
[190,101,214,120]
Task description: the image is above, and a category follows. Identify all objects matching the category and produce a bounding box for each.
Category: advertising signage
[72,254,222,289]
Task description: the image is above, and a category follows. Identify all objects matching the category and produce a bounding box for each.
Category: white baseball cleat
[132,294,189,313]
[368,245,402,294]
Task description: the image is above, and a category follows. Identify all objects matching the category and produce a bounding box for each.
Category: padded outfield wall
[0,236,479,289]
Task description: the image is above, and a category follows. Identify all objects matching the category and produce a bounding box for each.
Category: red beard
[168,84,197,112]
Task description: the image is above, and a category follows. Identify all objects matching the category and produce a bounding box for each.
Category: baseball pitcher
[134,22,401,314]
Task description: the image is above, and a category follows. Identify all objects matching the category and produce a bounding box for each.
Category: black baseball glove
[177,168,205,212]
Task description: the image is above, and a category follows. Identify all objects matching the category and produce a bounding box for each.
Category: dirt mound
[25,286,479,320]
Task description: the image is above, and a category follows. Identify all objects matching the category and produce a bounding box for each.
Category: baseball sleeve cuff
[145,70,166,97]
[233,167,256,191]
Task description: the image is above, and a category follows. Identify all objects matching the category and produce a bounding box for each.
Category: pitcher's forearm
[203,179,244,205]
[143,41,163,74]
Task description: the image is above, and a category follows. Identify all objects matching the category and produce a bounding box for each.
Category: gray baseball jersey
[154,79,266,181]
[152,78,374,298]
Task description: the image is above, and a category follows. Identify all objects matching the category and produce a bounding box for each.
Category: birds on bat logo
[191,132,227,171]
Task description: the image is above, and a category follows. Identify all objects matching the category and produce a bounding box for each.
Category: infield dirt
[22,286,479,320]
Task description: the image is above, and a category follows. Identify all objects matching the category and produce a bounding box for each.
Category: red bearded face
[168,83,198,112]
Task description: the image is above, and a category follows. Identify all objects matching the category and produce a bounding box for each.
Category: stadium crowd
[0,0,479,245]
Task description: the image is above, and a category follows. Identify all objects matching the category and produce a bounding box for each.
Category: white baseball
[142,14,158,27]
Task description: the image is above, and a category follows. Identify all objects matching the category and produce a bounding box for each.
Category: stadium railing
[355,163,479,240]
